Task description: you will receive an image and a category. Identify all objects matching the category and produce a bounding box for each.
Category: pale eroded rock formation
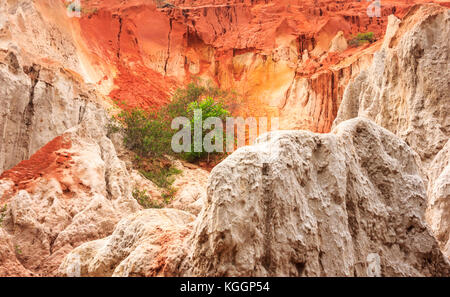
[332,4,450,256]
[333,4,449,168]
[0,50,105,173]
[0,113,141,275]
[58,208,195,277]
[179,118,450,276]
[427,140,450,257]
[0,0,109,172]
[60,118,450,276]
[0,112,209,276]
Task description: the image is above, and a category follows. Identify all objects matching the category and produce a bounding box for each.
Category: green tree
[114,81,233,162]
[185,97,230,162]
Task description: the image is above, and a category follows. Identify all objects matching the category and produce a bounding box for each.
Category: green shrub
[115,80,234,162]
[139,166,181,188]
[113,81,233,203]
[0,204,6,228]
[132,188,165,209]
[348,32,375,47]
[119,108,173,157]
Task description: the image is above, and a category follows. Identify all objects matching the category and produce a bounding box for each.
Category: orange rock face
[66,0,448,132]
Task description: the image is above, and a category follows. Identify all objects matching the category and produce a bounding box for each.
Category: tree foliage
[348,32,375,47]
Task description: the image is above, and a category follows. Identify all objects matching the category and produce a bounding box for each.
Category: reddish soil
[0,135,72,196]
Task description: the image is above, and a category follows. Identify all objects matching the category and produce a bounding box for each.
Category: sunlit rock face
[0,50,105,173]
[427,141,450,258]
[0,0,110,173]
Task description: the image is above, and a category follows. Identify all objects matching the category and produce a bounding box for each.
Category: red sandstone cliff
[61,0,448,133]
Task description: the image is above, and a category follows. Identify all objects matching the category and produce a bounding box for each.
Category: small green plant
[15,245,22,255]
[118,108,173,157]
[115,81,233,209]
[348,32,375,47]
[0,204,7,228]
[132,188,164,209]
[161,187,178,204]
[106,120,121,136]
[139,166,181,189]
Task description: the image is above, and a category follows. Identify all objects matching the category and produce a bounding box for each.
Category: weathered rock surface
[0,228,33,276]
[58,208,195,277]
[0,112,210,276]
[109,132,210,216]
[169,161,209,215]
[0,0,117,173]
[178,118,449,276]
[60,118,450,277]
[426,140,450,257]
[0,49,105,173]
[0,114,141,276]
[333,4,450,256]
[333,4,449,168]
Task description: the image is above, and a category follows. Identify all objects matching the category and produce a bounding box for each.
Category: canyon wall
[72,0,442,131]
[0,1,449,277]
[1,0,444,173]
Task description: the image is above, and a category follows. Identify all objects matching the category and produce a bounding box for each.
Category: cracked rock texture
[0,0,116,172]
[178,118,450,276]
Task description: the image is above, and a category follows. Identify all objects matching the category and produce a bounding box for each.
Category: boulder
[58,208,195,277]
